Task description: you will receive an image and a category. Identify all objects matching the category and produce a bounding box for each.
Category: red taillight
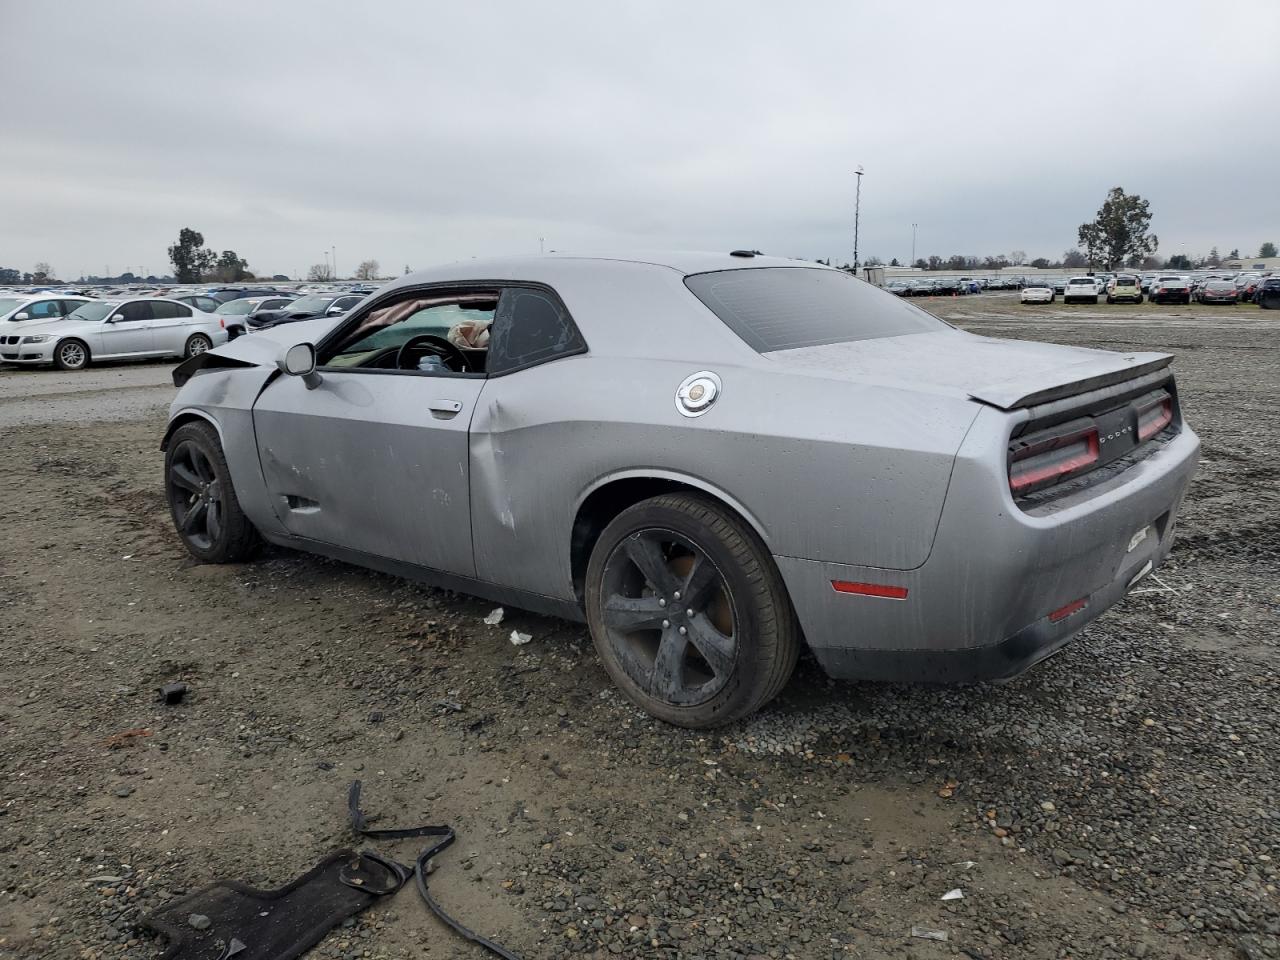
[1009,424,1100,494]
[1137,395,1173,441]
[219,318,225,329]
[1049,597,1089,623]
[831,580,908,600]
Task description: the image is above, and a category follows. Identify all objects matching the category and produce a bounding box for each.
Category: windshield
[0,297,25,314]
[216,299,257,315]
[68,302,119,321]
[288,295,335,313]
[685,268,947,353]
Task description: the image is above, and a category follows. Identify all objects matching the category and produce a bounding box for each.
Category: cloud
[2,0,1278,277]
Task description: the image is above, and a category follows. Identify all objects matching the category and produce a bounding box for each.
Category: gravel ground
[0,294,1276,960]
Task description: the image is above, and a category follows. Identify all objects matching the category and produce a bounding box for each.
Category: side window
[152,301,191,319]
[487,287,586,375]
[195,297,218,313]
[116,301,153,322]
[28,299,62,319]
[263,299,289,310]
[324,299,497,368]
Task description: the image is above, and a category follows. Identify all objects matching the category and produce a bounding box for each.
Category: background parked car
[215,295,299,339]
[1063,277,1100,303]
[1196,280,1238,305]
[1150,276,1191,305]
[1256,277,1280,309]
[167,293,222,314]
[0,297,227,370]
[1237,275,1266,303]
[244,293,364,332]
[1,293,92,324]
[1020,281,1055,303]
[1106,275,1143,304]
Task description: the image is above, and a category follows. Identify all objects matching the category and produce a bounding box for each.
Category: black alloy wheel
[585,493,799,728]
[165,421,260,562]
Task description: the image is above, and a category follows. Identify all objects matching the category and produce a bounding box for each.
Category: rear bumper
[776,411,1199,683]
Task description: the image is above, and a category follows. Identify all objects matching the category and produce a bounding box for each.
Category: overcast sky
[3,1,1277,279]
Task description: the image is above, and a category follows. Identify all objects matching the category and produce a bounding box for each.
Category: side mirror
[105,314,121,324]
[277,342,322,389]
[13,311,29,320]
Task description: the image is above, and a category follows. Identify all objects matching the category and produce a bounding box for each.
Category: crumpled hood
[170,315,342,387]
[767,329,1172,410]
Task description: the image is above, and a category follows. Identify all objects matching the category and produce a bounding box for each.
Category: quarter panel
[470,356,980,601]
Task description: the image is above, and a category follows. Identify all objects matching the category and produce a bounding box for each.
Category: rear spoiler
[968,352,1173,411]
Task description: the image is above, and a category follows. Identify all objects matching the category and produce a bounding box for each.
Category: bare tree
[1007,250,1026,266]
[355,259,380,280]
[32,261,53,282]
[307,263,333,282]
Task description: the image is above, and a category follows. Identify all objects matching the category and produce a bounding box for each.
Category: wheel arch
[161,408,226,452]
[569,469,774,602]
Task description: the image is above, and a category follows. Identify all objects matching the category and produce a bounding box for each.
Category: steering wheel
[395,334,470,373]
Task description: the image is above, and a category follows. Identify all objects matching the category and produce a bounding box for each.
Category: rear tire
[184,334,212,359]
[165,420,260,563]
[585,493,800,728]
[53,339,90,371]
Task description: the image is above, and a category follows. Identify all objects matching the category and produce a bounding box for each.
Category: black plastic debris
[144,782,521,960]
[144,850,408,960]
[158,683,189,705]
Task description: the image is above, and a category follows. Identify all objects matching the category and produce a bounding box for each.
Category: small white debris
[952,860,977,870]
[483,607,505,626]
[941,888,964,901]
[910,925,949,942]
[509,630,532,646]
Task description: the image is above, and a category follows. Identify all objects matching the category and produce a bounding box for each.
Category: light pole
[911,223,918,267]
[853,166,864,273]
[332,245,337,281]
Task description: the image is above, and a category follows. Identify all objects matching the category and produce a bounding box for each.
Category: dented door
[251,370,484,577]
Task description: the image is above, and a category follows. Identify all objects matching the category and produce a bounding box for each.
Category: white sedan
[1020,282,1056,303]
[0,297,228,370]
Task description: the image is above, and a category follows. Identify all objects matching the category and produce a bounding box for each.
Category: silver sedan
[162,253,1198,727]
[2,297,228,370]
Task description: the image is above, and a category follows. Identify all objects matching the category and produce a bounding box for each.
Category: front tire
[585,493,799,728]
[165,420,260,563]
[184,333,212,359]
[53,339,90,371]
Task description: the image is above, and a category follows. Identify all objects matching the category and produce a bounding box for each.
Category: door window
[152,301,192,319]
[323,293,499,372]
[115,302,154,322]
[487,287,586,375]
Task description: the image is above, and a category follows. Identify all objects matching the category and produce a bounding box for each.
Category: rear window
[684,268,945,353]
[1116,277,1137,286]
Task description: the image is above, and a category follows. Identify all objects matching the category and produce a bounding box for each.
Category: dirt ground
[0,294,1276,960]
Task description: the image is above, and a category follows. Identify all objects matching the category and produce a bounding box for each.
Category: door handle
[429,399,463,419]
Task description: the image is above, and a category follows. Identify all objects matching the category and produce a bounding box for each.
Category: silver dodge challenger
[163,252,1199,727]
